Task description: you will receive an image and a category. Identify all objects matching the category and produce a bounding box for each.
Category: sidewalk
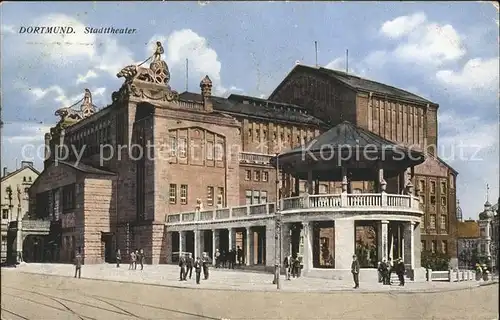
[5,263,497,293]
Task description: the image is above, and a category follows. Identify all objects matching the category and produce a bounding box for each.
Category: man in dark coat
[138,249,145,271]
[179,254,187,281]
[202,253,210,280]
[396,258,405,286]
[194,257,203,284]
[74,248,83,279]
[116,249,121,268]
[237,246,243,265]
[186,253,194,279]
[351,254,360,289]
[380,259,389,285]
[283,254,291,280]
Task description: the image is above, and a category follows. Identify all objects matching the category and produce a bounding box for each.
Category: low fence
[426,269,491,282]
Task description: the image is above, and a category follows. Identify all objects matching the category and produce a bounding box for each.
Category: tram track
[1,306,30,320]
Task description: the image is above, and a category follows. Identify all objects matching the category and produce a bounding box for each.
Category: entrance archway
[23,235,47,262]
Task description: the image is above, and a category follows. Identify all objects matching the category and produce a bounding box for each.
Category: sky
[1,2,498,219]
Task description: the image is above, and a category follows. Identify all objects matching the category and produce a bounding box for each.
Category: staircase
[390,273,413,283]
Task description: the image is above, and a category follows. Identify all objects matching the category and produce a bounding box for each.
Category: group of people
[178,252,211,284]
[214,246,244,269]
[115,248,146,270]
[378,257,406,286]
[283,254,303,280]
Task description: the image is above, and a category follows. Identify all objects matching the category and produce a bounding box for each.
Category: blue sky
[1,2,498,219]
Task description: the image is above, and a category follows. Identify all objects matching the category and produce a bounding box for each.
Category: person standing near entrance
[396,258,405,286]
[179,253,187,281]
[214,249,221,268]
[116,249,121,268]
[283,254,291,280]
[74,248,83,279]
[138,249,145,270]
[237,246,243,265]
[202,252,210,280]
[186,253,194,279]
[194,257,203,284]
[129,250,136,270]
[351,254,360,289]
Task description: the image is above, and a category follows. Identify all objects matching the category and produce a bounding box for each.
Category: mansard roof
[179,92,325,127]
[270,65,435,105]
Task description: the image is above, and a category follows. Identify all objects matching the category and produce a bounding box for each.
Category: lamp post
[272,153,282,289]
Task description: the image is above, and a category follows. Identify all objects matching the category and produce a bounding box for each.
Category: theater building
[26,41,457,276]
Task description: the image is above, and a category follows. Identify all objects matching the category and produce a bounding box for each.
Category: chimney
[21,161,33,168]
[200,75,213,112]
[2,167,7,177]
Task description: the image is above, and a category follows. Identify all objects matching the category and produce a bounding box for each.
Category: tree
[421,250,451,271]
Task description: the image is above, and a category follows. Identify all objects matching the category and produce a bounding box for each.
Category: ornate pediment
[112,41,179,103]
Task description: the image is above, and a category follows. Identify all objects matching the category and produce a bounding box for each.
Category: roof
[57,161,116,176]
[270,65,434,105]
[437,156,458,175]
[272,121,425,180]
[457,220,480,239]
[1,165,40,182]
[179,92,325,127]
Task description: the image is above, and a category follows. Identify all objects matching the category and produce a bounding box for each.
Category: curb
[9,270,495,295]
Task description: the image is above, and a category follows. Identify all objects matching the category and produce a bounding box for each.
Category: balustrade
[165,193,421,225]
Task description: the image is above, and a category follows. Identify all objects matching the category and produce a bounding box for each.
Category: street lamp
[272,153,282,289]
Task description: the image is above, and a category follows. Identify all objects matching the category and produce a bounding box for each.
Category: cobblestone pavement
[1,269,498,320]
[3,263,497,293]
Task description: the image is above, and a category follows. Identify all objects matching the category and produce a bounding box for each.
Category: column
[307,171,313,194]
[294,178,300,196]
[334,219,355,269]
[194,230,200,259]
[302,222,313,272]
[179,231,185,256]
[378,221,389,261]
[413,223,421,268]
[227,228,233,251]
[245,226,252,266]
[403,222,415,269]
[211,229,219,260]
[281,223,291,259]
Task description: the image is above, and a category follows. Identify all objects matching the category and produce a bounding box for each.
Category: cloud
[378,12,466,67]
[3,122,53,144]
[76,70,98,85]
[94,38,135,77]
[149,29,237,96]
[28,85,106,109]
[435,57,499,96]
[30,85,66,101]
[380,12,427,39]
[1,24,15,34]
[324,57,366,77]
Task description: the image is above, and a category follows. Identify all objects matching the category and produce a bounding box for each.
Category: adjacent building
[456,219,480,269]
[478,199,498,271]
[1,162,39,262]
[24,41,458,276]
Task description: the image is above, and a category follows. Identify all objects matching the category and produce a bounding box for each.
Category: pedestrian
[215,249,220,268]
[237,246,243,265]
[116,248,121,268]
[202,252,210,280]
[377,261,383,283]
[194,257,203,284]
[74,248,83,279]
[381,259,389,285]
[186,253,194,279]
[134,249,139,270]
[351,254,360,289]
[283,254,291,280]
[387,258,393,284]
[227,249,234,269]
[396,258,405,286]
[179,254,187,281]
[220,250,226,268]
[293,255,301,278]
[129,250,136,270]
[138,248,145,270]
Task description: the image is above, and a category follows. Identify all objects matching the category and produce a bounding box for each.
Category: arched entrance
[23,235,47,262]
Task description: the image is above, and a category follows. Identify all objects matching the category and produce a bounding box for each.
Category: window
[169,184,177,204]
[29,177,32,182]
[252,190,260,204]
[430,181,436,194]
[421,240,426,251]
[245,190,252,205]
[245,170,251,181]
[441,197,447,206]
[441,241,448,254]
[431,240,437,253]
[254,171,260,181]
[180,185,188,205]
[23,176,26,182]
[217,187,224,206]
[262,171,269,182]
[419,180,425,193]
[2,209,8,219]
[215,143,223,161]
[430,196,436,205]
[430,215,436,229]
[440,215,446,230]
[179,138,187,159]
[207,186,214,206]
[440,182,447,194]
[260,191,268,204]
[62,184,75,211]
[449,175,454,189]
[206,141,214,160]
[169,137,177,157]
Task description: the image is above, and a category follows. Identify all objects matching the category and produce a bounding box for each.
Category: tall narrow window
[206,141,214,160]
[262,171,269,182]
[180,185,188,205]
[441,241,448,254]
[169,184,177,204]
[431,240,437,253]
[254,171,260,181]
[207,186,214,206]
[430,181,436,194]
[260,191,268,204]
[245,190,252,205]
[169,136,177,157]
[215,143,223,161]
[440,215,446,230]
[245,170,251,181]
[217,187,224,206]
[179,138,187,159]
[252,190,260,204]
[430,215,436,230]
[440,182,447,194]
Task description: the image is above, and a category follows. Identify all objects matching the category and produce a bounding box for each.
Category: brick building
[27,42,457,270]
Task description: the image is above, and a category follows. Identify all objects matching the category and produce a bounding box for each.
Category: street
[1,271,498,320]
